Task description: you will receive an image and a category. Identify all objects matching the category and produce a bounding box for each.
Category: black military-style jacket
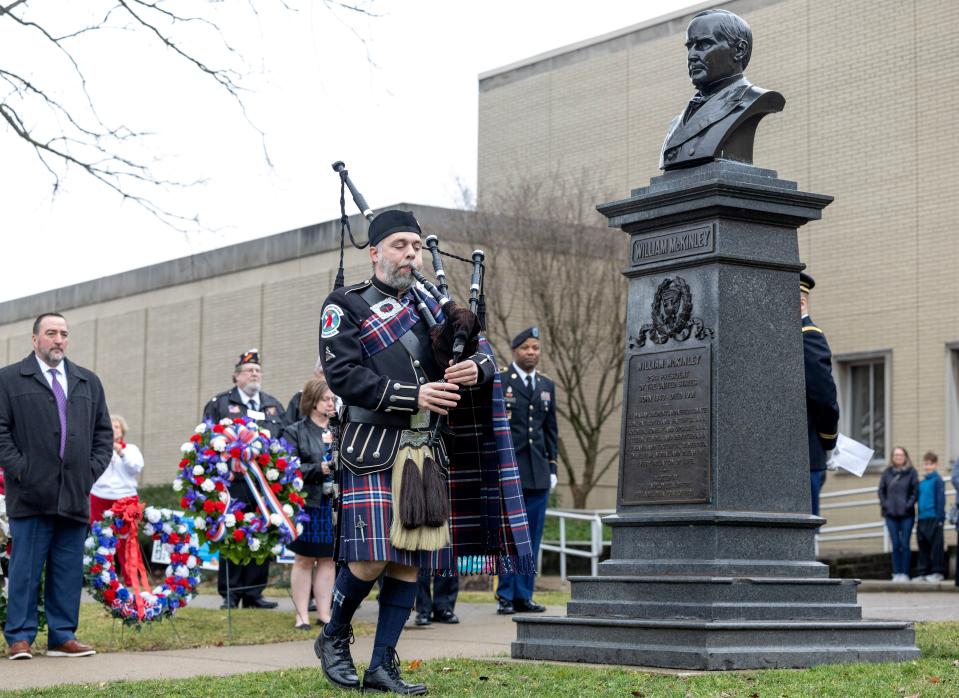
[802,315,840,472]
[502,364,558,491]
[319,276,495,475]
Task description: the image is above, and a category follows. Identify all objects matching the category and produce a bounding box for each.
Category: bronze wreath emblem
[635,276,713,347]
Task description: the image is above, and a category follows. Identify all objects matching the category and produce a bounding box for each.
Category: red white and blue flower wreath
[84,500,198,626]
[174,417,308,566]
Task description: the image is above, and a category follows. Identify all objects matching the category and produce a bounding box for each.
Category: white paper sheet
[829,433,874,477]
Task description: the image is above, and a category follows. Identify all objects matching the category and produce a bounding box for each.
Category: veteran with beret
[495,326,557,615]
[203,349,286,610]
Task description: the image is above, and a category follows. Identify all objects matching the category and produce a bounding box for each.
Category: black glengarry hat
[368,209,422,247]
[511,326,540,349]
[799,272,815,294]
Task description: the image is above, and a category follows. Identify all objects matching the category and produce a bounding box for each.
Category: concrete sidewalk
[6,589,959,691]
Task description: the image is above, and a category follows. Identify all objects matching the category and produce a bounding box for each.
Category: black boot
[362,648,427,695]
[314,624,360,689]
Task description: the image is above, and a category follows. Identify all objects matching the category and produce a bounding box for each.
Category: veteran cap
[368,209,422,247]
[236,348,261,368]
[511,326,541,349]
[799,272,816,294]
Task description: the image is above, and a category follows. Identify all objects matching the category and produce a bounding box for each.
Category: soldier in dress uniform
[496,326,557,615]
[801,273,840,517]
[314,210,500,695]
[203,349,286,609]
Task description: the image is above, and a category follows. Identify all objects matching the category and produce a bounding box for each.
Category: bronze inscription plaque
[619,346,710,505]
[630,223,714,267]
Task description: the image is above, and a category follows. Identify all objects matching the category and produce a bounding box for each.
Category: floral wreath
[174,417,307,566]
[0,494,9,626]
[84,499,198,626]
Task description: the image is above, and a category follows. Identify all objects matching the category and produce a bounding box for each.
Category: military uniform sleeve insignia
[321,304,344,338]
[325,345,336,360]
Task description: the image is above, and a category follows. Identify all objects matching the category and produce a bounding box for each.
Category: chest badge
[541,391,551,403]
[321,304,344,338]
[370,298,402,320]
[228,404,241,414]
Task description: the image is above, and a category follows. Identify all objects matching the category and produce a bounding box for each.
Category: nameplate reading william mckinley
[620,346,710,505]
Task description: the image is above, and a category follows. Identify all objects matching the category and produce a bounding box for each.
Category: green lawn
[62,602,372,654]
[5,622,958,697]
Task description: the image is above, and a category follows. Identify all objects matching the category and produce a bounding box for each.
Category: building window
[842,357,886,462]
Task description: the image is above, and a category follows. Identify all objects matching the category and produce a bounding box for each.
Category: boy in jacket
[916,451,946,582]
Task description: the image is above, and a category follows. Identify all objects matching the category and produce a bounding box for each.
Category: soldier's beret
[511,326,541,349]
[236,348,261,368]
[368,209,422,247]
[799,272,815,294]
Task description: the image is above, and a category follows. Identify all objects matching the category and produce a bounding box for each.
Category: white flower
[101,526,114,538]
[271,544,283,556]
[102,561,111,570]
[172,479,184,492]
[174,565,189,577]
[102,510,114,519]
[187,555,198,568]
[83,556,92,566]
[282,504,294,517]
[219,418,233,426]
[84,537,95,550]
[192,465,204,477]
[195,423,207,434]
[269,442,280,454]
[100,571,112,584]
[219,491,230,502]
[180,442,195,454]
[292,477,304,491]
[143,523,155,536]
[211,436,227,452]
[216,463,229,475]
[96,546,110,557]
[266,468,279,482]
[260,428,271,440]
[201,480,215,492]
[269,513,282,526]
[162,523,173,534]
[145,507,161,524]
[296,523,304,535]
[249,538,261,552]
[165,565,174,577]
[193,517,207,530]
[176,525,188,535]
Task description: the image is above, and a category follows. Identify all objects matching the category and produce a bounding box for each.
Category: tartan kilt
[338,464,454,570]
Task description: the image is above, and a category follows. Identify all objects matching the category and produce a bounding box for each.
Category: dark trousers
[218,557,270,604]
[497,488,549,602]
[810,470,827,517]
[415,572,458,616]
[916,518,945,576]
[885,515,914,576]
[4,515,87,647]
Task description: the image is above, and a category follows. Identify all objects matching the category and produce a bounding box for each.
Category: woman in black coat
[878,446,919,582]
[281,378,337,629]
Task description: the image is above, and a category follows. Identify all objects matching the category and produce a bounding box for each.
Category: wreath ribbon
[110,496,153,621]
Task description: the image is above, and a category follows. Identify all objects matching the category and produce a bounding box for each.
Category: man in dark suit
[801,273,840,516]
[659,9,784,170]
[203,349,286,609]
[496,327,557,615]
[0,313,113,660]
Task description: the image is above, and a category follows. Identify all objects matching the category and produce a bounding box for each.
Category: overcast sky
[0,0,698,303]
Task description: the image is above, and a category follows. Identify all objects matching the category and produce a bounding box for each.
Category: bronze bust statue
[659,9,784,171]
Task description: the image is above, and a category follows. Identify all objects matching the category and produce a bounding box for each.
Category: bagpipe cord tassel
[389,446,450,552]
[422,454,449,528]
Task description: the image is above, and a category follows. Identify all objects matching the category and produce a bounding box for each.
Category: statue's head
[685,9,752,90]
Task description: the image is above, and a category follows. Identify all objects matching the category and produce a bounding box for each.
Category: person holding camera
[282,378,337,629]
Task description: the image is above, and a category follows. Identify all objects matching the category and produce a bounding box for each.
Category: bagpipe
[330,160,486,369]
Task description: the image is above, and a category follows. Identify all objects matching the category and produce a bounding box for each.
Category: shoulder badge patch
[321,304,344,339]
[325,345,336,361]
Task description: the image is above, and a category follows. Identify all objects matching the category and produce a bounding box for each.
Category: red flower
[275,458,287,470]
[213,424,225,434]
[168,533,180,545]
[234,511,244,522]
[215,481,225,492]
[270,483,281,494]
[103,589,116,603]
[190,433,202,443]
[195,476,205,486]
[109,579,120,590]
[257,453,271,466]
[203,448,216,458]
[232,530,245,542]
[179,459,190,469]
[203,500,216,513]
[233,418,243,425]
[214,501,226,514]
[153,533,162,541]
[90,564,102,575]
[230,447,242,459]
[180,497,191,509]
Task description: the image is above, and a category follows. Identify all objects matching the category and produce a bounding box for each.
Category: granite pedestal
[511,161,919,669]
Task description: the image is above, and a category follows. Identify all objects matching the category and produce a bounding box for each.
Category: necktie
[248,399,258,413]
[525,375,533,393]
[683,92,708,123]
[49,368,67,458]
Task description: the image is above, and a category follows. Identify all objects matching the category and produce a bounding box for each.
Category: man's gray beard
[241,382,260,397]
[377,258,416,291]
